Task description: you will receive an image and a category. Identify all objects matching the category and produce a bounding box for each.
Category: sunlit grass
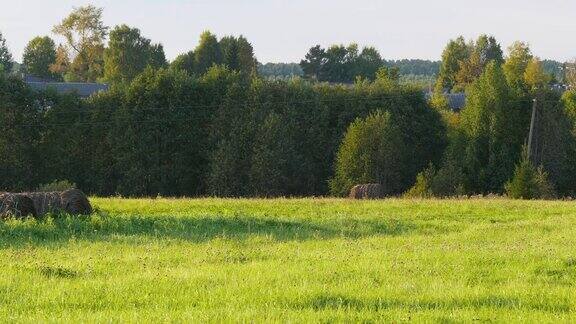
[1,198,576,322]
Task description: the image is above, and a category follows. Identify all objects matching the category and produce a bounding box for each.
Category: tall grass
[1,198,575,322]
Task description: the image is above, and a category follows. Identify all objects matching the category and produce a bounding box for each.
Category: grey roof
[27,82,109,98]
[425,92,466,112]
[445,93,466,111]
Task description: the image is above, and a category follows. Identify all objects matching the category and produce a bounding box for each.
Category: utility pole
[527,99,537,161]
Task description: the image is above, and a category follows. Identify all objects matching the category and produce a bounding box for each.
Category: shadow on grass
[296,293,572,313]
[0,211,454,248]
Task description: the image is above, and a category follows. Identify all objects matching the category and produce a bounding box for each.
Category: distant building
[444,93,466,112]
[425,92,466,112]
[23,74,109,98]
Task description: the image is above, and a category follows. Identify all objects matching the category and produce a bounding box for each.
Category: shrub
[37,180,76,192]
[430,158,466,197]
[404,166,434,198]
[505,153,555,199]
[330,110,406,196]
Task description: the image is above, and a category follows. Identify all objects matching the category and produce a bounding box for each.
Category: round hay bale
[60,189,92,215]
[349,183,383,199]
[24,189,92,216]
[0,193,37,219]
[24,192,63,216]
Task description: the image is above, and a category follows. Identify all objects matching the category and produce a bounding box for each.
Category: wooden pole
[527,99,537,161]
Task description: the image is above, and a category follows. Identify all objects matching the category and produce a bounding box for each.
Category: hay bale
[0,193,37,219]
[349,183,383,199]
[61,189,92,215]
[25,191,63,216]
[24,189,92,216]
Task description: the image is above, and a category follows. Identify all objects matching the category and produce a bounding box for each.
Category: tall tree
[0,31,13,73]
[49,44,71,78]
[330,110,406,196]
[475,35,504,65]
[53,5,109,82]
[323,44,352,82]
[236,36,258,75]
[300,43,383,83]
[355,46,383,80]
[460,62,529,193]
[524,57,551,91]
[300,45,326,81]
[22,36,57,80]
[454,35,503,91]
[103,24,167,84]
[148,44,167,69]
[220,36,241,71]
[435,36,469,92]
[171,51,195,75]
[503,41,533,91]
[250,112,298,197]
[194,31,222,75]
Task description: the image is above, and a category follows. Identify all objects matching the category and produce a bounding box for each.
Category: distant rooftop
[445,93,466,112]
[23,74,109,98]
[425,92,466,112]
[26,81,109,98]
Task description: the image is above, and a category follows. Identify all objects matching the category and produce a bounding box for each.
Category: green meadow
[1,198,576,323]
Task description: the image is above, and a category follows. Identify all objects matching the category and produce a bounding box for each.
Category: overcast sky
[1,0,575,63]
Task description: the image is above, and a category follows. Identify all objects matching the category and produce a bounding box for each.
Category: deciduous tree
[22,36,58,80]
[50,44,71,77]
[504,41,533,91]
[194,31,222,75]
[53,5,109,82]
[103,25,167,84]
[435,36,469,92]
[330,110,406,196]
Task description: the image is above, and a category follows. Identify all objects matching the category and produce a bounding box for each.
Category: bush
[37,180,76,192]
[404,166,435,198]
[505,153,555,199]
[330,110,406,196]
[430,158,466,197]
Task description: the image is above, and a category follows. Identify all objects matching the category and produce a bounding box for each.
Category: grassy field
[1,198,576,323]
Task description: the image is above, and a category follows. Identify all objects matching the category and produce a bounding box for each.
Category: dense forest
[1,5,576,199]
[259,59,440,89]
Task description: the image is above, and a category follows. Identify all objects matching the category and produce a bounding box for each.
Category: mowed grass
[1,198,576,323]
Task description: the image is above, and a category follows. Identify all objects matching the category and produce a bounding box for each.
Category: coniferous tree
[236,36,258,75]
[220,36,240,71]
[0,31,13,73]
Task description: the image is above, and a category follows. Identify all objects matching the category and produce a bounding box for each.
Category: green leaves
[22,36,58,80]
[0,31,13,73]
[103,25,167,85]
[330,111,406,197]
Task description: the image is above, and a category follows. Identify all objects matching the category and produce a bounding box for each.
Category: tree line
[2,6,576,199]
[416,36,576,198]
[0,5,257,85]
[0,67,445,197]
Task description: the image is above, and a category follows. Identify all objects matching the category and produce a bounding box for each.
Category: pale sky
[1,0,575,63]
